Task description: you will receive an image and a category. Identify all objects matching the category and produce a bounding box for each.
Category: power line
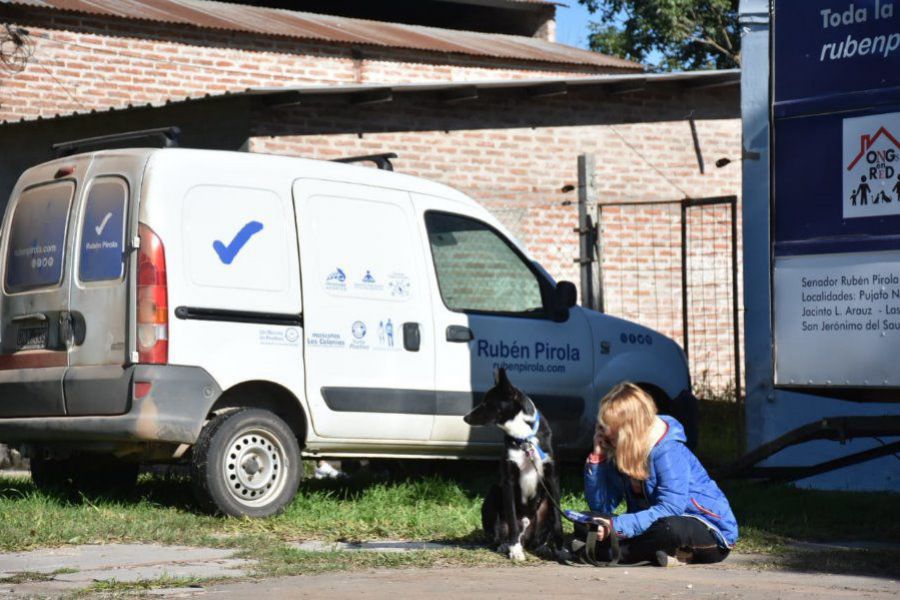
[33,57,87,111]
[607,123,692,200]
[1,24,34,72]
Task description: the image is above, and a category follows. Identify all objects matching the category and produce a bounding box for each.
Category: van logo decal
[353,269,384,293]
[212,221,264,265]
[377,319,395,347]
[388,272,411,298]
[94,211,113,236]
[327,268,346,283]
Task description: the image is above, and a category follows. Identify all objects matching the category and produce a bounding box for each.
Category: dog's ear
[496,367,511,388]
[498,368,517,395]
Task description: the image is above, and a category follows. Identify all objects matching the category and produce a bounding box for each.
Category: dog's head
[463,368,531,427]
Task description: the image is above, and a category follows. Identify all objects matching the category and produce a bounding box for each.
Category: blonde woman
[583,382,738,566]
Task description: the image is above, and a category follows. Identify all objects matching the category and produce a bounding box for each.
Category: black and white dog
[463,368,566,561]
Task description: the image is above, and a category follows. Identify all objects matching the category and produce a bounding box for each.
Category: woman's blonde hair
[598,382,657,480]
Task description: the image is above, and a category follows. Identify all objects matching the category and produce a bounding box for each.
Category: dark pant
[580,516,730,565]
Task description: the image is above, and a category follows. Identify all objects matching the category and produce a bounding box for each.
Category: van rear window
[79,178,127,282]
[5,182,74,293]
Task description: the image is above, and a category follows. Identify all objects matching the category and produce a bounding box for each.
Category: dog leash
[519,414,620,565]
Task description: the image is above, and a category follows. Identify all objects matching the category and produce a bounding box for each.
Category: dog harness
[513,410,549,462]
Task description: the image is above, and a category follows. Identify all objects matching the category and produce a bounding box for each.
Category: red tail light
[137,224,168,364]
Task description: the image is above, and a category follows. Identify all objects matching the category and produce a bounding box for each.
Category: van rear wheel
[191,408,301,517]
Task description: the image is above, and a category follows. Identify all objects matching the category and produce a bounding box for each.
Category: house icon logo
[843,113,900,219]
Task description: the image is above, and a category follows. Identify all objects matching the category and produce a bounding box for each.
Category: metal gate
[596,196,742,402]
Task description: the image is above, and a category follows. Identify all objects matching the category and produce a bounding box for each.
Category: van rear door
[0,166,82,417]
[63,155,141,415]
[0,154,144,418]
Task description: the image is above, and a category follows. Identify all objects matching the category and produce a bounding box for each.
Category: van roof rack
[332,153,397,171]
[53,126,181,157]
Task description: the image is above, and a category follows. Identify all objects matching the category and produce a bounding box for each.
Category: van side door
[411,194,594,452]
[293,180,435,442]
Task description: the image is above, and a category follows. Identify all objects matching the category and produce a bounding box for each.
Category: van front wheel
[191,408,301,517]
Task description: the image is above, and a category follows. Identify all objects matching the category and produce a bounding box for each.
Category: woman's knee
[646,516,680,536]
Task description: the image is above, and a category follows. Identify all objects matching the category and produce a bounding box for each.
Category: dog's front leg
[501,460,526,561]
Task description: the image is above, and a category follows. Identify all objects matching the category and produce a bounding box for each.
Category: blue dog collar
[514,410,548,462]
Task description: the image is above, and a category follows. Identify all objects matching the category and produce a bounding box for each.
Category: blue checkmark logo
[213,221,264,265]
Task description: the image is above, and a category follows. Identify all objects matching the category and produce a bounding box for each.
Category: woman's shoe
[654,550,688,567]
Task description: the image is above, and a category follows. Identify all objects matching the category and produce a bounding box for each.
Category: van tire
[190,408,301,518]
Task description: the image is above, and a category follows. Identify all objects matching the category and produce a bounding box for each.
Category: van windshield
[5,182,74,293]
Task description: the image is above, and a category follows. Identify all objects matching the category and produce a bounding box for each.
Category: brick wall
[0,9,743,393]
[247,89,742,392]
[248,89,739,282]
[0,9,614,123]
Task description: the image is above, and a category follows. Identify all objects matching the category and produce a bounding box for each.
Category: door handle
[446,325,473,342]
[402,322,421,352]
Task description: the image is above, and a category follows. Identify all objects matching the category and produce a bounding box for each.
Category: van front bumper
[0,365,221,444]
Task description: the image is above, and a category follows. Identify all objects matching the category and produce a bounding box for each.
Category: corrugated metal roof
[439,0,559,6]
[6,0,640,70]
[0,70,740,126]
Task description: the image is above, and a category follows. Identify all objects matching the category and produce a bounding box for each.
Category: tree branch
[688,35,739,64]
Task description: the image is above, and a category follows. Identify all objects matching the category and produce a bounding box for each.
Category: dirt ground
[1,545,898,598]
[204,560,899,600]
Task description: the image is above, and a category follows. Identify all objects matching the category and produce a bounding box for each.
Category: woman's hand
[593,425,612,454]
[592,516,611,541]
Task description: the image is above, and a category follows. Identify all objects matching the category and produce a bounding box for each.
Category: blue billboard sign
[775,0,900,106]
[772,0,900,387]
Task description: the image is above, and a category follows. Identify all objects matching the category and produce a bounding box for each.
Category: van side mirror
[552,281,577,321]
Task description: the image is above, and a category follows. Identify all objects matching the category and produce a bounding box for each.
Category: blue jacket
[584,415,738,548]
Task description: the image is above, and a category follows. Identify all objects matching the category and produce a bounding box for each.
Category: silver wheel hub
[223,427,289,508]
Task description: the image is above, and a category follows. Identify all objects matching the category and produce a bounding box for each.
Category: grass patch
[696,398,742,466]
[0,571,56,584]
[724,480,900,543]
[0,567,79,584]
[239,544,509,578]
[1,456,898,579]
[82,575,211,595]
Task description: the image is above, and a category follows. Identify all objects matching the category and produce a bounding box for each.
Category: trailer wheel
[191,408,301,517]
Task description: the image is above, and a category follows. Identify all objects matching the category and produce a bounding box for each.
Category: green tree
[579,0,740,72]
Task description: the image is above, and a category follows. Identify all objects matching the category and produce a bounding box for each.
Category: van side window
[425,212,544,315]
[79,178,128,283]
[4,182,74,293]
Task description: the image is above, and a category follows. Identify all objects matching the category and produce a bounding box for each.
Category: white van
[0,148,694,516]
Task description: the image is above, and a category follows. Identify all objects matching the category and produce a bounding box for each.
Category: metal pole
[594,206,605,313]
[577,154,597,308]
[730,198,744,452]
[680,201,690,362]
